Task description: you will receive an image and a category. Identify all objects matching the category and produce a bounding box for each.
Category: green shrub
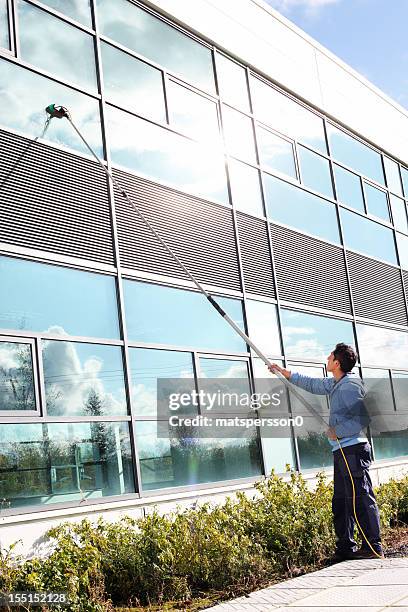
[1,468,408,610]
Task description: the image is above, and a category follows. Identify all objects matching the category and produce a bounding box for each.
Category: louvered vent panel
[236,212,275,297]
[348,252,408,326]
[113,169,241,291]
[404,271,408,309]
[270,224,352,313]
[0,129,114,264]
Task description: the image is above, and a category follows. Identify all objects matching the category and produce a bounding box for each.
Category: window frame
[0,334,41,416]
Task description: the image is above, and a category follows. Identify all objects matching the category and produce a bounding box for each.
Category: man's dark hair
[333,343,357,372]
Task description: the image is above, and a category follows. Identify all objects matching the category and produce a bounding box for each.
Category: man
[269,343,384,561]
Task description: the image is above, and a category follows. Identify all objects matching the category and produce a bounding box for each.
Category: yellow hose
[336,436,383,558]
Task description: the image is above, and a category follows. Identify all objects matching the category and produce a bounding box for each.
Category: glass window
[135,421,261,490]
[257,127,296,179]
[357,324,408,369]
[129,348,194,416]
[97,0,215,93]
[250,77,327,153]
[364,183,389,221]
[281,310,355,362]
[245,299,281,357]
[107,106,228,204]
[396,233,408,270]
[222,106,256,163]
[199,357,249,379]
[383,156,403,195]
[124,280,246,353]
[168,80,219,143]
[327,124,384,185]
[392,372,408,414]
[0,0,10,49]
[101,42,165,122]
[18,1,97,92]
[341,208,397,265]
[262,438,295,474]
[363,367,395,418]
[0,341,36,411]
[37,0,92,27]
[333,164,364,212]
[0,256,120,339]
[289,364,333,469]
[0,59,103,158]
[0,422,134,508]
[390,196,408,234]
[42,341,127,416]
[264,173,340,244]
[401,167,408,198]
[229,160,263,217]
[215,53,250,112]
[298,146,334,199]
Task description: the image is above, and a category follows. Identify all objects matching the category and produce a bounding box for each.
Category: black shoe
[332,549,358,562]
[351,548,384,560]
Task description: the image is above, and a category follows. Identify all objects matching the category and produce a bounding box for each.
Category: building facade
[0,0,408,551]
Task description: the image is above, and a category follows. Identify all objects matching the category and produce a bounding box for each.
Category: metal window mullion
[21,0,95,34]
[34,335,47,417]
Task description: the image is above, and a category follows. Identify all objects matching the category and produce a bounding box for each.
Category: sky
[264,0,408,110]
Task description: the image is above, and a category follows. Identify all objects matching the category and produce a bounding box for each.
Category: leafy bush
[1,468,408,610]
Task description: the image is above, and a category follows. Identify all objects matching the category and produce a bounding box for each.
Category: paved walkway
[209,557,408,611]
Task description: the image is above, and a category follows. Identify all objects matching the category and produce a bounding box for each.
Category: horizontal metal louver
[113,169,241,291]
[348,252,408,326]
[236,212,275,297]
[270,224,352,314]
[0,129,114,265]
[404,271,408,309]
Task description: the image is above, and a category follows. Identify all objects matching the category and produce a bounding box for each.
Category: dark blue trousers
[332,441,382,554]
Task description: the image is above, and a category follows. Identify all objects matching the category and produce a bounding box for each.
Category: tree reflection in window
[0,342,35,411]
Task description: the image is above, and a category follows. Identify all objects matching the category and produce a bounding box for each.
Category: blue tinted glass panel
[0,59,103,157]
[199,358,249,379]
[333,164,364,212]
[364,183,389,221]
[0,422,134,508]
[390,196,408,234]
[246,299,281,357]
[0,256,120,338]
[124,280,245,352]
[264,174,340,244]
[396,233,408,270]
[229,160,263,216]
[107,106,228,203]
[0,0,9,49]
[401,168,408,197]
[257,127,296,179]
[215,53,250,112]
[18,1,97,91]
[327,124,384,185]
[222,106,256,163]
[250,77,327,153]
[168,80,219,143]
[357,324,408,368]
[341,209,397,264]
[135,420,261,490]
[298,146,333,199]
[383,156,403,195]
[97,0,215,92]
[37,0,92,27]
[0,341,35,411]
[129,348,194,416]
[101,42,165,122]
[43,341,127,416]
[281,309,354,361]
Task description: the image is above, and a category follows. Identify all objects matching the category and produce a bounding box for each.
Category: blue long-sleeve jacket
[289,372,369,452]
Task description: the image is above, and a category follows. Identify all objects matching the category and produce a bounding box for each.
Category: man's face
[327,351,339,373]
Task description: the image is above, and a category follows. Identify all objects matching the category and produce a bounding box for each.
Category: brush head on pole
[45,104,70,119]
